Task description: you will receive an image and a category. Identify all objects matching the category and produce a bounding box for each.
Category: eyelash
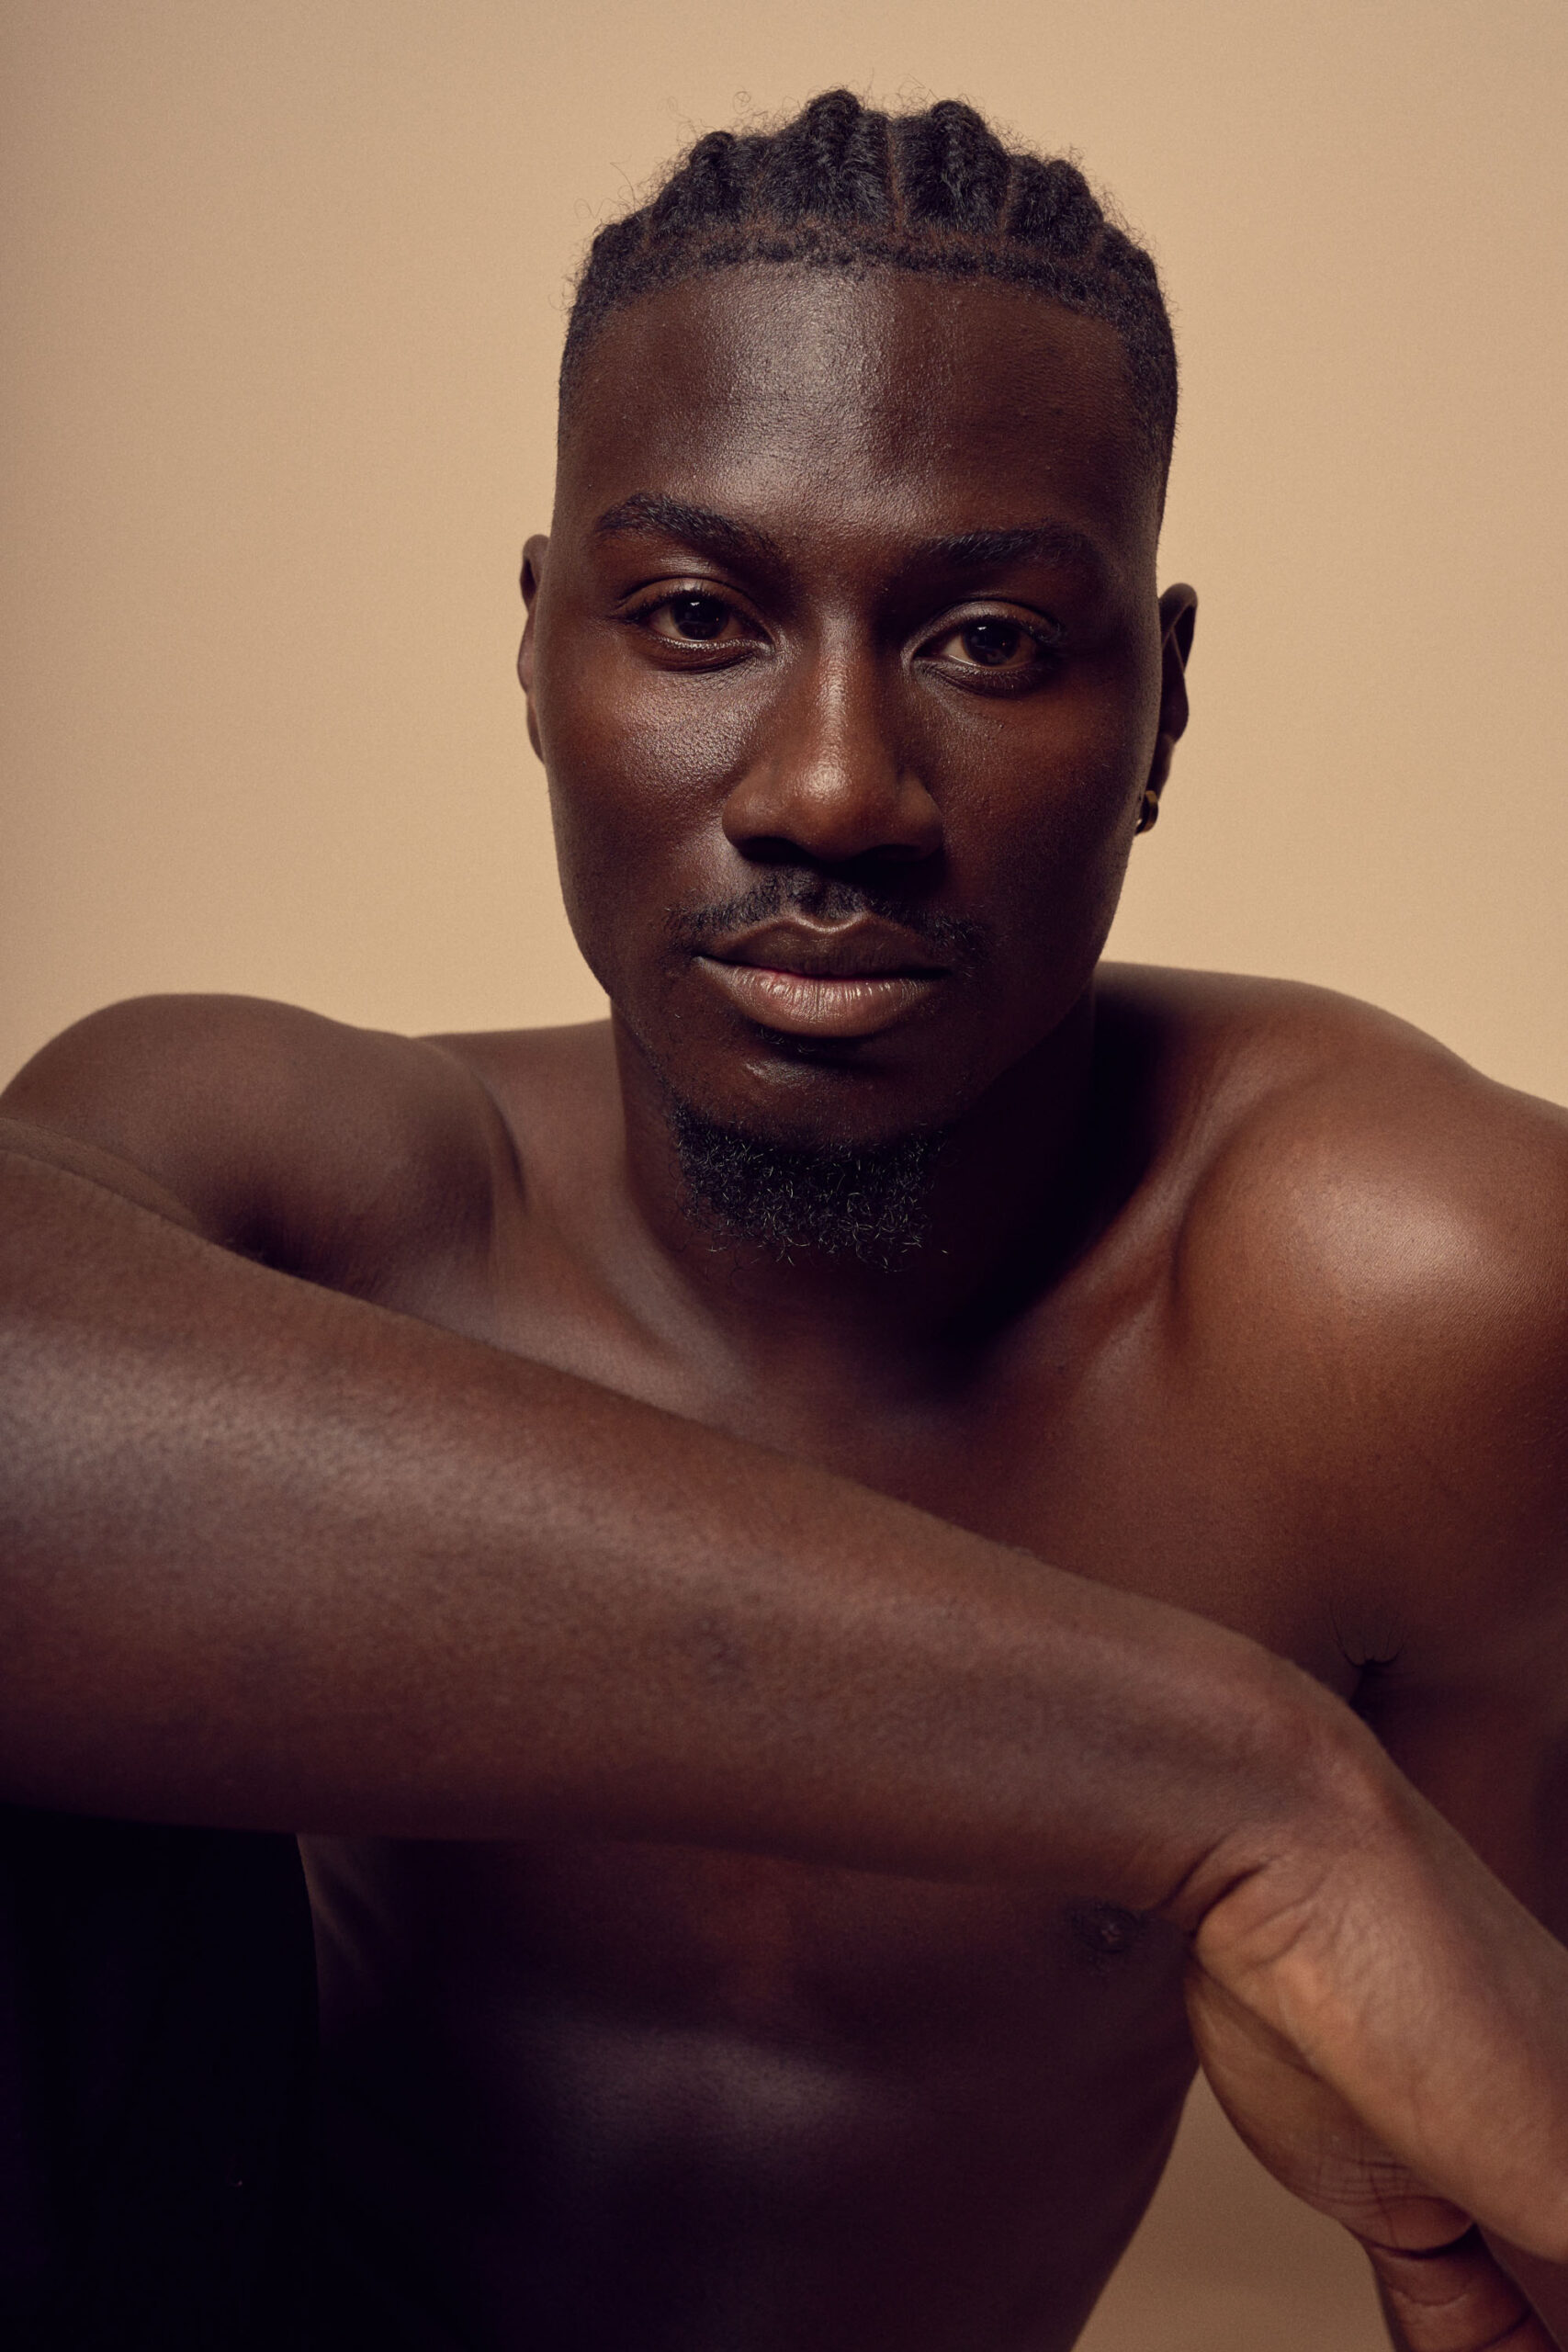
[622,589,759,647]
[925,615,1065,692]
[621,589,1064,687]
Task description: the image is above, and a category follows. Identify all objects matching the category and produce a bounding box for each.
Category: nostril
[721,760,942,866]
[860,851,931,879]
[735,836,831,870]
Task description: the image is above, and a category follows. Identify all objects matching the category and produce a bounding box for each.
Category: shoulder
[1100,963,1568,1293]
[1106,966,1568,1621]
[1140,967,1568,1336]
[0,993,530,1297]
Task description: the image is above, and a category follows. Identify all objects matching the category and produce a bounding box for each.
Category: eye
[642,593,751,645]
[920,611,1060,682]
[954,618,1026,667]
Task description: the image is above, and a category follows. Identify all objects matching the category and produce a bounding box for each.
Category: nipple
[1065,1903,1146,1973]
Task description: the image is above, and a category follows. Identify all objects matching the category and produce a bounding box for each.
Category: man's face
[522,266,1192,1153]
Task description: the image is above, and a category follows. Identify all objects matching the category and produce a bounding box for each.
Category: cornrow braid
[561,91,1177,470]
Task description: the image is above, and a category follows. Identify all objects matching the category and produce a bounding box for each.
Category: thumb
[1365,2225,1558,2351]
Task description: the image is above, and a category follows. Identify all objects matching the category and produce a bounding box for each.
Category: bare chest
[304,1825,1197,2349]
[308,1188,1365,2343]
[413,1191,1366,1690]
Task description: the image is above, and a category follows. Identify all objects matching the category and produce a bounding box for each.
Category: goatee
[666,1096,947,1267]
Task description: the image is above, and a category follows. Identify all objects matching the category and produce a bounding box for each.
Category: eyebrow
[911,523,1107,582]
[592,494,1105,586]
[592,492,784,566]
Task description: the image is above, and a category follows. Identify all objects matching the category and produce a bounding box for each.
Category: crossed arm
[3,1004,1568,2348]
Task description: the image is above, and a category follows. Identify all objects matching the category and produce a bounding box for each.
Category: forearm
[10,1145,1568,2277]
[1,1143,1348,1901]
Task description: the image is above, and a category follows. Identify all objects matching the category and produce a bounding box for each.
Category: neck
[613,987,1104,1352]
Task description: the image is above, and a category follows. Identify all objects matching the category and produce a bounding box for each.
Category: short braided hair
[561,90,1177,470]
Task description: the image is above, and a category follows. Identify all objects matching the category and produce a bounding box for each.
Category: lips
[695,920,950,1040]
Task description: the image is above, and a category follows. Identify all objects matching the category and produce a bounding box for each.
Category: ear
[1142,584,1198,820]
[517,534,549,763]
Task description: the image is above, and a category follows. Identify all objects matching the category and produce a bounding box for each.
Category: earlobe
[1139,718,1179,831]
[516,623,543,763]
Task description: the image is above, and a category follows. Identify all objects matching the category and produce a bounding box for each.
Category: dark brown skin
[4,266,1568,2350]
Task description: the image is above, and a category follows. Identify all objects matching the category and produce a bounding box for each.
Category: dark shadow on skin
[932,982,1172,1351]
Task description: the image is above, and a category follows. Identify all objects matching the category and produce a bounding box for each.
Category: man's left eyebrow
[914,523,1107,581]
[592,492,782,565]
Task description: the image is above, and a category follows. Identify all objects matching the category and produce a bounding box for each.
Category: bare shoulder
[1126,964,1568,1326]
[0,993,535,1297]
[1105,963,1568,1625]
[426,1017,621,1176]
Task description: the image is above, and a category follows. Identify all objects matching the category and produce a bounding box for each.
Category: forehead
[555,267,1158,564]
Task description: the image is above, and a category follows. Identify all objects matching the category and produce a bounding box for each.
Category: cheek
[536,650,756,981]
[981,816,1133,1037]
[944,689,1148,948]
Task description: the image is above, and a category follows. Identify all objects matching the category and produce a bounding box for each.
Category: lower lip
[698,958,945,1039]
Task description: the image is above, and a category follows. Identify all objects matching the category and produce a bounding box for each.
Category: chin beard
[666,1095,948,1267]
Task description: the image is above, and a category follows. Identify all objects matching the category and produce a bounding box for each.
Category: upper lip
[700,919,949,981]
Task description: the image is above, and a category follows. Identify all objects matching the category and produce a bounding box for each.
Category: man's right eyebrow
[592,492,782,566]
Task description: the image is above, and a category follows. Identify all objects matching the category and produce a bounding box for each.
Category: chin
[695,1048,976,1159]
[662,1085,952,1267]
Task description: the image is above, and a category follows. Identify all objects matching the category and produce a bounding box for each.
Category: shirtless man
[4,90,1568,2352]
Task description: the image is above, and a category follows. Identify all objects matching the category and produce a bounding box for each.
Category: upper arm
[0,994,504,1301]
[1174,1009,1568,1882]
[1180,1018,1568,2335]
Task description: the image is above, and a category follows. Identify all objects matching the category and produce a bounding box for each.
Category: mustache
[669,876,987,969]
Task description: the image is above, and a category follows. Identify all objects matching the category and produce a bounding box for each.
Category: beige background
[3,2,1564,2342]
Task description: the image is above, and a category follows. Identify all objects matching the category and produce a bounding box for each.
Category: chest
[340,1183,1373,2069]
[404,1210,1363,1695]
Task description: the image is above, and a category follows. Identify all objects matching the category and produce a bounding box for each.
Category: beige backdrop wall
[3,3,1564,2346]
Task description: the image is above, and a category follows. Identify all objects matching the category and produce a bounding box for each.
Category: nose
[720,640,942,868]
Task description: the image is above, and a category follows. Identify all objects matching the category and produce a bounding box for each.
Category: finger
[1365,2225,1558,2352]
[1188,1962,1476,2243]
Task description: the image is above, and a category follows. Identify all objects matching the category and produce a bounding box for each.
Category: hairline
[557,251,1173,492]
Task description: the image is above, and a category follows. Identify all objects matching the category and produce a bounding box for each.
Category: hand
[1189,1973,1556,2348]
[1183,1758,1568,2348]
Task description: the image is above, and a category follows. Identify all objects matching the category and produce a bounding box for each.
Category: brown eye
[660,594,732,641]
[958,618,1025,667]
[922,613,1055,677]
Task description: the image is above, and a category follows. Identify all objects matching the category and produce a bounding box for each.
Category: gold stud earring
[1136,789,1160,834]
